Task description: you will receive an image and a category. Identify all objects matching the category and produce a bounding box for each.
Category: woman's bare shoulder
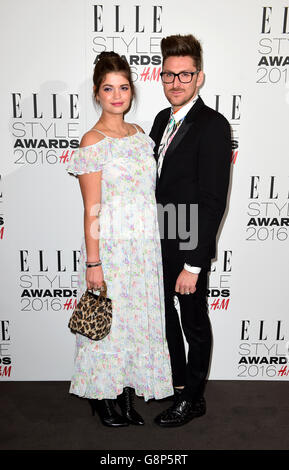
[132,123,145,134]
[79,129,106,148]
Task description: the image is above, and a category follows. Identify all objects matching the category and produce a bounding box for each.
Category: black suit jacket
[150,96,231,270]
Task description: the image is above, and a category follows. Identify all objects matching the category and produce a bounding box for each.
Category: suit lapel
[160,118,192,169]
[153,109,170,186]
[158,96,205,184]
[154,109,170,158]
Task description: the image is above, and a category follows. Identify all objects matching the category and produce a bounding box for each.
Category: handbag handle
[88,280,107,300]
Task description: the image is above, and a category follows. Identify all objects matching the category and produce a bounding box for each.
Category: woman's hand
[86,266,104,291]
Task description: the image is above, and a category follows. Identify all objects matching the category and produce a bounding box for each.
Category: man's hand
[175,269,198,295]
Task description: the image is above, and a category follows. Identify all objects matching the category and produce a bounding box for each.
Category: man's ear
[196,70,204,88]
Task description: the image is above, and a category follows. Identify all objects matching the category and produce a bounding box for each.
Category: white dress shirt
[158,95,201,275]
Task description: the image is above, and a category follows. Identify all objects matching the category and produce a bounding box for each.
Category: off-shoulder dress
[66,126,173,401]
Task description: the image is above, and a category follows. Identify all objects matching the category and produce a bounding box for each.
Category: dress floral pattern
[66,129,173,401]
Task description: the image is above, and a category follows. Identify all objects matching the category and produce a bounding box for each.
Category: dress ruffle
[66,140,111,176]
[69,335,173,401]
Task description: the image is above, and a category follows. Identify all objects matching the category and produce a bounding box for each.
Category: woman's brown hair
[93,51,136,101]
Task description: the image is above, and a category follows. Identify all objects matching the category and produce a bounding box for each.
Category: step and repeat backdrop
[0,0,288,382]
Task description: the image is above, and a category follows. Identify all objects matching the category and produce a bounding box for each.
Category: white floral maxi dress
[66,129,173,401]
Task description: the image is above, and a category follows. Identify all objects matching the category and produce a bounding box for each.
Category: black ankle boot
[117,387,144,425]
[88,399,129,427]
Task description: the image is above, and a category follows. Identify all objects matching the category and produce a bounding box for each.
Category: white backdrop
[0,0,288,381]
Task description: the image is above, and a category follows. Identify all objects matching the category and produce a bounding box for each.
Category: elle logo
[0,321,10,342]
[261,6,289,34]
[249,176,289,199]
[19,250,81,273]
[11,93,79,120]
[93,4,162,33]
[241,320,285,341]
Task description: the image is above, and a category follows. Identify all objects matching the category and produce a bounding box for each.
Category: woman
[66,51,173,427]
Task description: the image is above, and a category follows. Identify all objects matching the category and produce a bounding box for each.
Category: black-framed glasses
[160,71,200,84]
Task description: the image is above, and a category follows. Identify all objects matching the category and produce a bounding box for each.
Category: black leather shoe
[154,397,206,427]
[89,399,129,427]
[172,389,206,408]
[117,387,145,425]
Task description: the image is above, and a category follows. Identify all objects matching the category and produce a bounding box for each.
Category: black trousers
[162,257,212,403]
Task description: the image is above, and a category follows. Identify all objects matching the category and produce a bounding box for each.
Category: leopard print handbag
[68,281,112,340]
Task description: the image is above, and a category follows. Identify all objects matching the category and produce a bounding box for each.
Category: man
[150,34,231,427]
